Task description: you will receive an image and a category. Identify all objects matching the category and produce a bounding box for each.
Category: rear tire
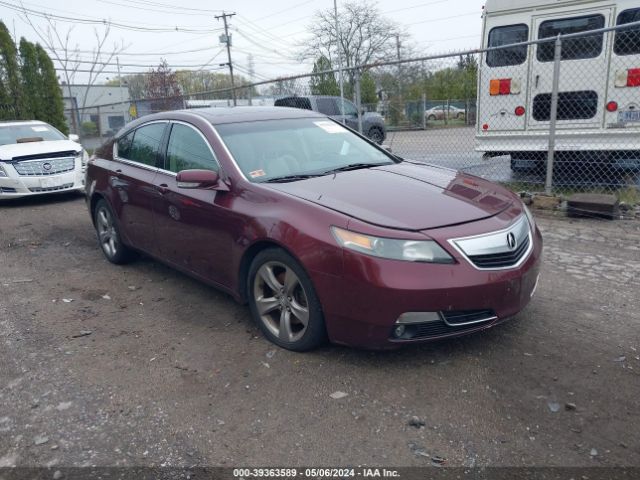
[247,248,327,351]
[93,199,136,264]
[368,127,384,145]
[427,115,436,121]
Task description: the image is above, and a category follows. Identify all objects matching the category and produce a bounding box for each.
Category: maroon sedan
[86,107,542,351]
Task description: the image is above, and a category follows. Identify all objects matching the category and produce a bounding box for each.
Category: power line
[120,0,222,13]
[94,0,221,17]
[234,28,297,60]
[50,56,226,68]
[0,0,222,33]
[43,45,216,57]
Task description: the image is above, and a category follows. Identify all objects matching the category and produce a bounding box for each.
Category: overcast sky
[0,0,485,84]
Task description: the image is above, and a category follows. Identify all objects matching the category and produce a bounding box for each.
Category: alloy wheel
[96,206,119,259]
[253,261,310,343]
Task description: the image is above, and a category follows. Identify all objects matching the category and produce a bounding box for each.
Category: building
[61,84,131,136]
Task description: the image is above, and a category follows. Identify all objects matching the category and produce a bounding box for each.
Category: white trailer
[476,0,640,171]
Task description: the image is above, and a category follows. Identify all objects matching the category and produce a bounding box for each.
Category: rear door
[528,8,613,130]
[112,121,167,254]
[478,22,530,132]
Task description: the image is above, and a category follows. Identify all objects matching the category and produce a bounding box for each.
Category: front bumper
[313,221,543,349]
[0,160,85,199]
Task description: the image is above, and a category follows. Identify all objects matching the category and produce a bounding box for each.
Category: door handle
[156,183,169,195]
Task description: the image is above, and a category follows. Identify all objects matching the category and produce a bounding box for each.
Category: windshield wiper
[262,173,324,183]
[322,162,389,175]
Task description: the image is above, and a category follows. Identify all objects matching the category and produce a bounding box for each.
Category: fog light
[393,325,406,338]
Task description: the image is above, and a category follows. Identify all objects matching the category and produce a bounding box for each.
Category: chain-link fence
[70,20,640,203]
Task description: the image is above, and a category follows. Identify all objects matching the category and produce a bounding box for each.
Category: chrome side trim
[442,313,498,327]
[447,215,533,271]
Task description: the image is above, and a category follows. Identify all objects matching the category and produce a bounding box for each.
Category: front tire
[93,199,136,264]
[248,248,327,351]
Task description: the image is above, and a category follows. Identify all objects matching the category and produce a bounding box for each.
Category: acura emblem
[506,232,517,250]
[42,162,52,171]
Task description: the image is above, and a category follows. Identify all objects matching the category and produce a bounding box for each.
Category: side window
[116,131,134,159]
[128,123,166,167]
[537,15,605,62]
[486,24,528,67]
[166,123,218,173]
[316,98,340,116]
[615,8,640,56]
[340,100,358,116]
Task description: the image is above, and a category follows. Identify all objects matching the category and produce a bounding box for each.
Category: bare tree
[18,7,126,134]
[301,1,401,92]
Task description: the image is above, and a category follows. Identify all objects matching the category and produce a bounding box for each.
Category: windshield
[215,118,395,182]
[0,123,66,146]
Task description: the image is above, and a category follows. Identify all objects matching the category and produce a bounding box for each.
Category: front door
[528,8,613,131]
[152,122,233,287]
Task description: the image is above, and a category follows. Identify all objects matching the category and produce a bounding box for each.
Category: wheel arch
[237,239,304,304]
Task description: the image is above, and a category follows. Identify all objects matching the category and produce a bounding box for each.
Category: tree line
[0,21,67,133]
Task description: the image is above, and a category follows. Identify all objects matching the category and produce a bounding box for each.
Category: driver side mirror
[176,169,228,191]
[69,133,80,143]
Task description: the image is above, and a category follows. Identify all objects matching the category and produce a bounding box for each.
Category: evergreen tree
[310,55,340,96]
[19,38,42,120]
[35,44,68,134]
[0,21,23,120]
[360,71,377,107]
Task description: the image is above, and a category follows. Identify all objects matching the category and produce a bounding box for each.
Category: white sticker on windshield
[340,141,350,156]
[314,121,344,134]
[32,126,49,132]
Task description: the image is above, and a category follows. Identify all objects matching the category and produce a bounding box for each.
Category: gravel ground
[1,193,639,468]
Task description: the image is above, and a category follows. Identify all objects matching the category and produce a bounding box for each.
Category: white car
[0,120,87,199]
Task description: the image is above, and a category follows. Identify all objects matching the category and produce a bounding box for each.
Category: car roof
[140,106,326,126]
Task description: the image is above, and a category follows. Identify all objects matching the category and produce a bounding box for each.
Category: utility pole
[334,0,345,123]
[247,53,254,106]
[216,12,236,106]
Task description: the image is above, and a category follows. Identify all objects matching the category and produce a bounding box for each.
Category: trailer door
[528,8,613,131]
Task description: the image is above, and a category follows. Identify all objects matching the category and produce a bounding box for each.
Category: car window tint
[537,15,605,62]
[486,24,528,67]
[274,97,312,109]
[340,100,358,116]
[166,123,218,173]
[117,131,134,159]
[615,8,640,55]
[128,123,165,167]
[316,98,340,116]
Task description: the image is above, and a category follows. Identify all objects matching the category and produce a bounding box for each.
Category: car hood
[266,162,515,230]
[0,140,82,161]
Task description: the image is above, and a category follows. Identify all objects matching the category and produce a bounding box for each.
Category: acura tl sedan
[86,107,542,351]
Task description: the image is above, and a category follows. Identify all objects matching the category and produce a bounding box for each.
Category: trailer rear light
[482,123,489,130]
[614,68,640,87]
[606,101,618,112]
[628,68,640,87]
[515,106,525,116]
[489,78,521,96]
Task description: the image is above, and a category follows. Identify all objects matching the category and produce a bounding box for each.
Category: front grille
[28,183,74,193]
[468,234,530,269]
[14,157,75,176]
[442,309,497,325]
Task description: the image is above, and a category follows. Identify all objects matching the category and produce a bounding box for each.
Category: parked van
[476,0,640,171]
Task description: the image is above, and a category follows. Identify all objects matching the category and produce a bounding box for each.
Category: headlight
[523,203,536,230]
[331,226,454,263]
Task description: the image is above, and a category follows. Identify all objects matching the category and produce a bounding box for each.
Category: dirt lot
[1,193,639,468]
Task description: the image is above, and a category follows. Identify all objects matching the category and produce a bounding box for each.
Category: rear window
[532,91,598,121]
[274,97,312,110]
[486,24,528,67]
[537,15,605,62]
[614,8,640,56]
